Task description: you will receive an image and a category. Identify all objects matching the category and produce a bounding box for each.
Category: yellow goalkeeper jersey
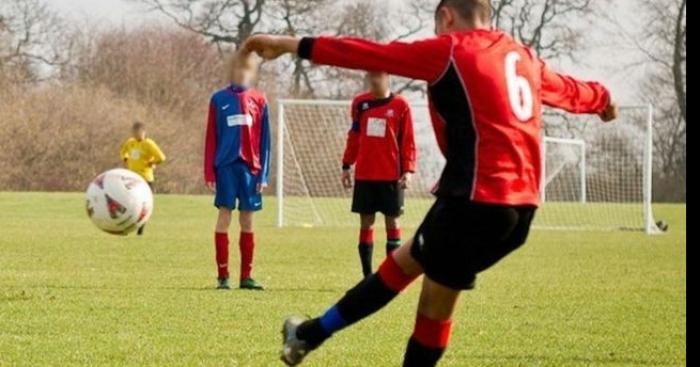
[119,138,166,182]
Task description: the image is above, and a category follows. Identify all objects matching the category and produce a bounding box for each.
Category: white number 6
[505,51,534,121]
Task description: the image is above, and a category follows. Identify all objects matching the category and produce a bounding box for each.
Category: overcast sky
[47,0,646,103]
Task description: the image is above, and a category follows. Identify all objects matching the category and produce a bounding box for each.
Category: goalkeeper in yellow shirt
[120,121,166,235]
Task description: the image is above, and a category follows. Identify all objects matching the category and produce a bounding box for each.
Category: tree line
[0,0,685,201]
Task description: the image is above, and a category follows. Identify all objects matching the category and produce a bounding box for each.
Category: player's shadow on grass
[469,353,668,366]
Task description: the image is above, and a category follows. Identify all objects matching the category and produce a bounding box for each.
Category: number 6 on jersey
[505,51,534,121]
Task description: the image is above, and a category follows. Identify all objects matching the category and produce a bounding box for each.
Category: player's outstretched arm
[242,35,300,61]
[540,59,618,122]
[242,34,452,84]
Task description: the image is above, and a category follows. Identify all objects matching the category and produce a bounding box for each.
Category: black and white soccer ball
[85,169,154,236]
[656,220,669,232]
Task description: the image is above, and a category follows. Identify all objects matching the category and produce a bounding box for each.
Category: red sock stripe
[359,229,374,244]
[386,228,401,240]
[377,255,416,292]
[413,314,453,349]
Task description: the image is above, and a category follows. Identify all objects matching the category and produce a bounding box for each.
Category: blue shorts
[214,162,263,211]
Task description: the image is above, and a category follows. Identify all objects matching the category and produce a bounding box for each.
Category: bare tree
[634,0,686,201]
[136,0,429,98]
[492,0,596,61]
[0,0,69,83]
[137,0,266,48]
[636,0,686,122]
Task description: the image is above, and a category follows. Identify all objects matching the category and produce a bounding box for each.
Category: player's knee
[216,209,233,232]
[239,211,255,232]
[416,277,461,321]
[390,240,423,278]
[360,214,376,229]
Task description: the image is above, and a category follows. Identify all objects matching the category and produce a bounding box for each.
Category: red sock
[239,231,255,281]
[387,228,401,241]
[412,314,453,349]
[377,254,418,292]
[215,232,229,279]
[359,228,374,245]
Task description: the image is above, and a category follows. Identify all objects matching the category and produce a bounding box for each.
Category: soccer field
[0,192,686,367]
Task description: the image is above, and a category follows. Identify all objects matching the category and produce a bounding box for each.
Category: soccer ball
[85,169,154,235]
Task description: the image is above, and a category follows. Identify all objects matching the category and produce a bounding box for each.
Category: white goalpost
[275,99,660,234]
[541,137,587,204]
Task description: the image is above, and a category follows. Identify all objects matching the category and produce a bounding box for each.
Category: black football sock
[358,244,373,277]
[358,228,374,277]
[295,318,329,349]
[403,337,446,367]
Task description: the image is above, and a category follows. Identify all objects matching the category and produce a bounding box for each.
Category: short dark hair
[436,0,491,23]
[132,121,145,131]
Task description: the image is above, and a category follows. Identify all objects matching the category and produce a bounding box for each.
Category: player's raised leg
[215,207,233,290]
[358,213,376,277]
[281,241,423,366]
[402,277,460,367]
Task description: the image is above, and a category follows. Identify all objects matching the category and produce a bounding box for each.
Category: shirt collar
[229,84,249,94]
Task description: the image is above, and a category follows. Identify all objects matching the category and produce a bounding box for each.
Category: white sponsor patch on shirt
[227,114,253,127]
[130,149,141,160]
[366,117,387,137]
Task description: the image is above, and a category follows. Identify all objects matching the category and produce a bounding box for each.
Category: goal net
[276,100,659,234]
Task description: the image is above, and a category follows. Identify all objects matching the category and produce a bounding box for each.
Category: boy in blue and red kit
[342,71,416,277]
[204,53,271,290]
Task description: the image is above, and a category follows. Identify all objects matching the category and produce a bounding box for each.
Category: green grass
[0,192,686,366]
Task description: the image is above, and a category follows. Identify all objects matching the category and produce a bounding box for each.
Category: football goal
[275,100,660,234]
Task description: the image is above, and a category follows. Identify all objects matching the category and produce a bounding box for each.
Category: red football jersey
[298,29,610,206]
[343,93,416,181]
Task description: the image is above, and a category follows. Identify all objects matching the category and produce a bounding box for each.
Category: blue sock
[319,305,347,335]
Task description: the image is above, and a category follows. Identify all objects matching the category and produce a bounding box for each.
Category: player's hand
[206,181,216,193]
[600,100,618,123]
[341,170,353,189]
[399,172,413,190]
[241,35,300,61]
[256,182,268,194]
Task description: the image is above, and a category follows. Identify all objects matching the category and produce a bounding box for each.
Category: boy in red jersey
[342,71,416,277]
[204,53,271,291]
[243,0,618,365]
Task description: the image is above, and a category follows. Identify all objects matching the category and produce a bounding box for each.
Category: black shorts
[351,180,404,217]
[411,197,536,290]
